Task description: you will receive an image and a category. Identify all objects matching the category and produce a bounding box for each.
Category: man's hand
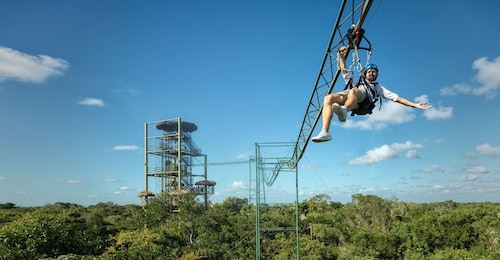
[338,46,349,74]
[416,103,432,110]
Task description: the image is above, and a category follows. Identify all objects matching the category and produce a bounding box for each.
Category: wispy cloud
[415,164,444,174]
[440,55,500,99]
[235,153,250,160]
[113,186,136,195]
[0,176,6,180]
[112,145,139,151]
[357,186,390,194]
[0,46,69,84]
[105,177,120,183]
[10,191,28,196]
[348,141,424,165]
[115,88,138,94]
[78,97,105,107]
[459,174,478,181]
[406,149,420,159]
[300,164,316,170]
[432,184,446,191]
[58,179,84,184]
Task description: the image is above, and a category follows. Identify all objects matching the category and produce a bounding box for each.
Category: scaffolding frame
[141,118,214,208]
[255,142,300,259]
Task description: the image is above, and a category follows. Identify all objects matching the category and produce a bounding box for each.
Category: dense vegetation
[1,194,499,259]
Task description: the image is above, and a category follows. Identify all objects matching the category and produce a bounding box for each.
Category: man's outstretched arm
[396,97,432,110]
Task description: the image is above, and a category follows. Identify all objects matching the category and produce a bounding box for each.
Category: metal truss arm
[287,0,374,170]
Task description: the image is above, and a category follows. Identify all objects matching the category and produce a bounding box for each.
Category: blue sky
[1,0,499,206]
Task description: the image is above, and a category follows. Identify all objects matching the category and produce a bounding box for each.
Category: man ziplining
[312,46,433,143]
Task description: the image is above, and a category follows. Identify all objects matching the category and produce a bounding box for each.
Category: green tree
[0,202,16,209]
[189,197,254,259]
[0,204,96,259]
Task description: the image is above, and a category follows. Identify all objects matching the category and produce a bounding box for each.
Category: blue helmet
[363,63,378,73]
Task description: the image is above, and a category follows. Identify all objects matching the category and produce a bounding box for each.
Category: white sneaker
[312,131,332,142]
[332,103,348,122]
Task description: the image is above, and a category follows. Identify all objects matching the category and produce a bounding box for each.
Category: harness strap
[343,76,354,91]
[346,76,383,116]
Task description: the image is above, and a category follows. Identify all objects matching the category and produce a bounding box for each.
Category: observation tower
[138,118,215,207]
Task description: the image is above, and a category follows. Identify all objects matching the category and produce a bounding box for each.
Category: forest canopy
[1,194,499,259]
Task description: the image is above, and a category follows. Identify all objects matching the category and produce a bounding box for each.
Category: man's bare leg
[312,93,346,142]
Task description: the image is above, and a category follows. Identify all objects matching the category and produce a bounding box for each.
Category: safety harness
[343,75,382,116]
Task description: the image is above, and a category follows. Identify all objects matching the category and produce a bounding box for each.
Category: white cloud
[473,56,500,97]
[413,95,453,120]
[0,46,69,84]
[476,143,500,157]
[391,141,424,152]
[463,165,488,174]
[115,88,138,94]
[406,149,419,158]
[223,181,249,199]
[440,83,472,96]
[230,181,245,189]
[465,152,476,158]
[440,56,500,99]
[105,177,120,182]
[424,104,453,120]
[0,176,5,180]
[358,186,390,194]
[113,186,135,195]
[343,101,416,130]
[11,191,27,195]
[348,141,424,165]
[338,94,443,130]
[112,145,139,151]
[435,139,445,144]
[415,95,429,104]
[60,179,83,184]
[235,153,250,160]
[348,144,397,165]
[460,174,478,181]
[433,184,445,190]
[418,164,444,173]
[300,164,315,170]
[78,97,105,107]
[415,95,453,120]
